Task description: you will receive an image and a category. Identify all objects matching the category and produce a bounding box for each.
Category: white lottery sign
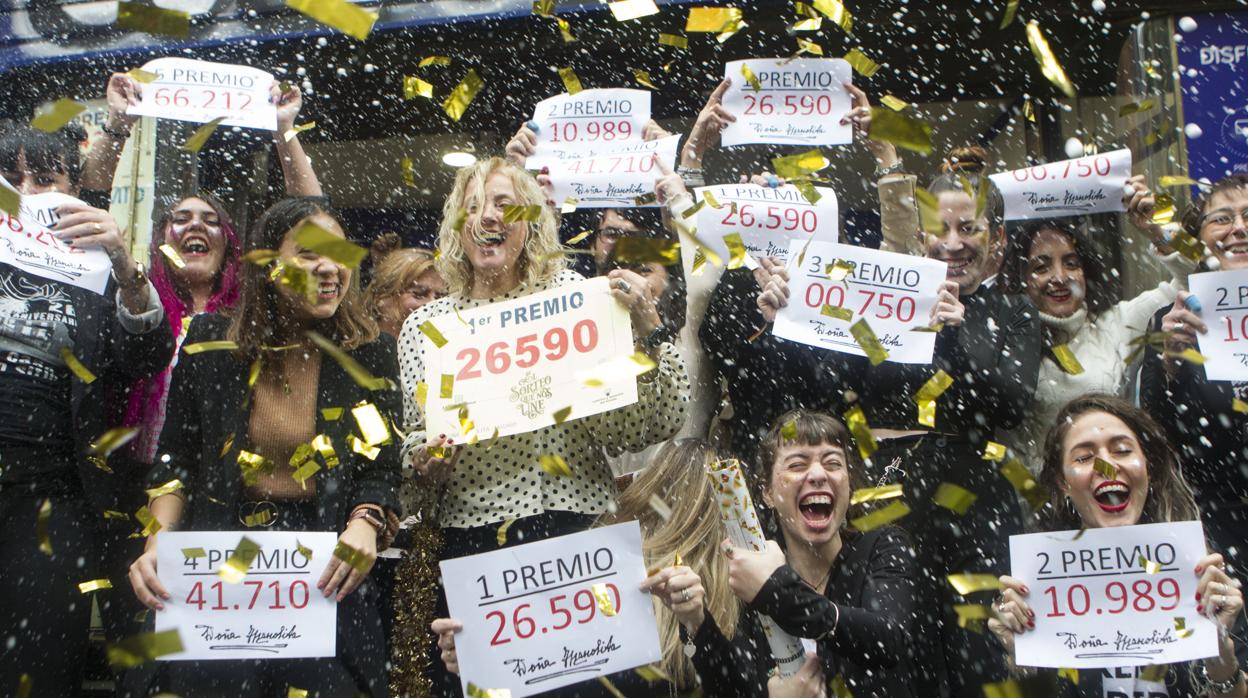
[525,89,651,170]
[773,241,947,364]
[155,531,338,661]
[721,58,853,147]
[0,182,112,295]
[1010,521,1217,669]
[127,57,277,131]
[421,276,636,439]
[694,183,837,262]
[1190,268,1248,381]
[440,522,661,697]
[545,134,678,208]
[990,148,1132,220]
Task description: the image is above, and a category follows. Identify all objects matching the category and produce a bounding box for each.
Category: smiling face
[1198,186,1248,271]
[275,213,352,322]
[376,268,446,335]
[460,171,529,288]
[595,209,641,270]
[1059,411,1149,529]
[1025,227,1086,317]
[164,197,228,286]
[923,191,1000,294]
[763,441,852,548]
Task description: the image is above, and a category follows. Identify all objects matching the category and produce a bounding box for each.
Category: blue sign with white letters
[1176,11,1248,181]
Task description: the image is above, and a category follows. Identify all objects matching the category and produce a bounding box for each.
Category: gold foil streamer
[1159,175,1200,188]
[1026,21,1076,98]
[1144,119,1173,148]
[880,95,909,111]
[220,433,235,457]
[1119,99,1157,118]
[244,509,274,527]
[821,304,853,321]
[581,352,656,387]
[591,583,618,616]
[1000,458,1047,509]
[780,419,798,442]
[440,374,454,399]
[61,347,97,383]
[1051,344,1084,374]
[552,406,572,424]
[36,499,52,555]
[219,537,261,583]
[540,454,573,477]
[295,540,313,561]
[159,244,186,269]
[830,675,853,698]
[1151,193,1177,225]
[1140,556,1161,574]
[503,204,543,223]
[287,687,309,698]
[420,56,452,67]
[1140,665,1169,682]
[913,369,953,427]
[723,233,747,269]
[686,6,743,32]
[613,237,681,264]
[790,16,822,32]
[283,121,317,142]
[609,0,660,21]
[103,510,130,521]
[442,69,484,123]
[981,680,1023,698]
[843,48,880,77]
[1234,399,1248,414]
[292,220,368,268]
[1165,230,1206,264]
[333,540,373,572]
[76,578,112,594]
[116,2,190,37]
[90,426,140,457]
[795,38,824,56]
[791,178,822,205]
[741,64,762,93]
[404,76,434,100]
[555,17,576,42]
[312,433,339,468]
[418,320,448,348]
[145,479,184,499]
[0,187,18,217]
[1058,667,1079,684]
[243,249,280,265]
[348,434,381,460]
[947,573,1002,595]
[292,460,321,487]
[496,518,516,546]
[181,117,226,153]
[352,402,392,446]
[558,67,584,95]
[868,108,933,155]
[414,382,428,407]
[1174,617,1193,638]
[850,483,903,505]
[843,405,878,459]
[596,679,626,698]
[126,68,159,83]
[658,33,688,48]
[182,547,206,560]
[307,330,391,390]
[286,0,377,40]
[402,156,417,188]
[237,450,274,487]
[811,0,852,33]
[1093,457,1117,480]
[850,500,910,532]
[533,0,555,16]
[849,318,889,365]
[982,442,1007,461]
[933,482,977,515]
[772,149,829,179]
[183,340,239,355]
[954,602,990,629]
[106,629,184,668]
[702,190,723,209]
[999,0,1019,28]
[635,665,670,682]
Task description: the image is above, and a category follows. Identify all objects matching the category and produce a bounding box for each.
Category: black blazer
[148,314,400,531]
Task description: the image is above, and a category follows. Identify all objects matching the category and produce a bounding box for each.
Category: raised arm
[272,82,323,197]
[81,73,141,193]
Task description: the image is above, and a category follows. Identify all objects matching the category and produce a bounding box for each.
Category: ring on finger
[1174,321,1185,331]
[682,588,691,603]
[616,280,631,293]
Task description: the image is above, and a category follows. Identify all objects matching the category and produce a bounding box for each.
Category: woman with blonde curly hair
[364,247,445,337]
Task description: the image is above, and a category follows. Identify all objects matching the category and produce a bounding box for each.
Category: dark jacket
[750,526,917,696]
[148,314,401,530]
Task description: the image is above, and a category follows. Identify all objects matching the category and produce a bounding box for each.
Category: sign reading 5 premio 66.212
[440,522,661,697]
[128,57,277,131]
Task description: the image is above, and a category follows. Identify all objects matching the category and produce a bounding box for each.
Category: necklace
[799,566,832,591]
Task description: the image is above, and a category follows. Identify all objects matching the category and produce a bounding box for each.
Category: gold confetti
[821,304,853,321]
[494,518,517,547]
[307,330,391,390]
[1119,99,1157,118]
[647,494,672,521]
[868,108,933,155]
[582,352,657,387]
[401,156,417,188]
[286,0,377,40]
[999,0,1019,28]
[243,509,274,527]
[913,369,954,427]
[1051,344,1084,374]
[403,76,434,100]
[555,17,576,43]
[219,537,261,583]
[772,149,829,179]
[878,95,909,112]
[442,69,484,123]
[36,499,52,555]
[292,460,321,487]
[420,56,452,67]
[850,500,910,532]
[145,479,184,499]
[292,220,367,268]
[723,233,747,269]
[220,433,235,457]
[243,249,280,265]
[635,665,671,683]
[633,69,657,90]
[182,547,206,560]
[850,483,903,505]
[439,373,454,399]
[1144,119,1173,148]
[414,382,429,408]
[686,6,742,32]
[981,680,1023,698]
[89,426,139,457]
[953,602,990,629]
[1234,399,1248,414]
[414,321,449,349]
[0,187,19,217]
[103,510,129,521]
[540,453,573,477]
[843,405,878,459]
[159,244,186,269]
[533,0,555,16]
[126,68,159,83]
[352,402,391,446]
[181,117,226,153]
[613,237,681,265]
[740,63,762,93]
[780,419,798,442]
[830,675,853,698]
[1159,175,1200,188]
[287,687,309,698]
[1093,457,1117,480]
[283,121,317,142]
[295,540,313,561]
[843,48,880,77]
[811,0,852,33]
[1139,555,1162,574]
[596,677,627,698]
[315,407,341,423]
[934,482,977,515]
[106,629,184,668]
[1174,617,1193,638]
[503,204,543,223]
[790,16,822,32]
[1026,21,1076,98]
[552,406,573,424]
[947,573,1002,595]
[237,450,274,487]
[658,33,688,48]
[61,347,97,383]
[466,683,513,698]
[333,540,372,572]
[348,434,381,460]
[982,442,1007,461]
[558,67,583,95]
[134,505,162,538]
[609,0,660,21]
[117,2,189,37]
[1058,667,1079,684]
[183,340,239,355]
[30,99,87,133]
[795,38,824,56]
[1152,192,1177,225]
[1165,230,1206,264]
[1140,665,1169,682]
[850,318,889,365]
[1001,458,1047,509]
[591,582,618,616]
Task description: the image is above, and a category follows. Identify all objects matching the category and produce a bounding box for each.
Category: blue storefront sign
[1177,10,1248,181]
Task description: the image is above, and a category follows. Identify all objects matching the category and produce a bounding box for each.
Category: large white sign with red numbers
[694,183,838,262]
[544,134,679,208]
[128,57,277,131]
[1190,268,1248,381]
[525,88,652,170]
[421,276,637,439]
[1010,521,1217,669]
[440,522,661,697]
[0,182,112,295]
[990,148,1132,220]
[720,58,853,147]
[773,240,947,364]
[155,531,338,661]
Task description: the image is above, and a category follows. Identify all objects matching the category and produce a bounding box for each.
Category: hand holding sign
[990,148,1132,221]
[720,58,853,147]
[639,565,707,632]
[756,257,792,323]
[1189,269,1248,380]
[128,57,278,131]
[986,575,1034,658]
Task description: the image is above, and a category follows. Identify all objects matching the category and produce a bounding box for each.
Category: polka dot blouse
[396,269,691,529]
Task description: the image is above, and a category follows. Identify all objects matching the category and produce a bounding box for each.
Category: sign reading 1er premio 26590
[990,148,1132,221]
[1010,521,1217,669]
[421,276,636,440]
[1189,268,1248,381]
[440,522,661,697]
[721,58,852,147]
[127,57,277,131]
[155,531,338,660]
[773,241,947,364]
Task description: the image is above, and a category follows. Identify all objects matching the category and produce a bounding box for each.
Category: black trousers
[864,435,1022,698]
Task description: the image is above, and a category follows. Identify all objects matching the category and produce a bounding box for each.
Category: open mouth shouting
[180,233,213,258]
[1092,480,1131,513]
[798,491,836,531]
[316,280,342,303]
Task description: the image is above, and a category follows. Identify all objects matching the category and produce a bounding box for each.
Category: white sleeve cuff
[115,281,165,335]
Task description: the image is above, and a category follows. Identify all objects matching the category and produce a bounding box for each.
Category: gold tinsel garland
[389,522,444,698]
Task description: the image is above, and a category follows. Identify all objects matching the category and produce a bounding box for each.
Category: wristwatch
[112,262,148,291]
[874,160,905,179]
[642,326,673,349]
[1195,662,1243,693]
[102,123,132,140]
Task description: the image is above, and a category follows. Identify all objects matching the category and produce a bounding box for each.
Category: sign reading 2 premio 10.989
[440,522,660,697]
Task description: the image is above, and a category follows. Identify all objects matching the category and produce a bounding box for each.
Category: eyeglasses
[1201,208,1248,232]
